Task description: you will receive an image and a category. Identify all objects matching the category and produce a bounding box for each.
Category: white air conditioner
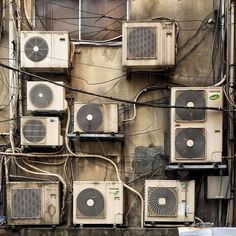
[73,181,123,225]
[122,21,176,70]
[74,103,118,133]
[27,81,67,112]
[170,87,223,163]
[21,31,69,72]
[21,116,63,147]
[7,181,60,225]
[145,180,195,224]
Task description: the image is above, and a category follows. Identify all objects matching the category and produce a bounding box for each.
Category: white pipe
[79,0,82,40]
[126,0,130,20]
[9,0,16,153]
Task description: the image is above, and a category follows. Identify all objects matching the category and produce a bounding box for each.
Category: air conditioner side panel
[51,32,69,68]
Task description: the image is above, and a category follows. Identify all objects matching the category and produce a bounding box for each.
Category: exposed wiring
[64,107,144,228]
[123,86,169,123]
[0,62,232,112]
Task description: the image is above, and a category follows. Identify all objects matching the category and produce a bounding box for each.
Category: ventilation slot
[23,119,46,143]
[127,27,156,59]
[24,37,49,62]
[76,188,105,218]
[175,128,205,159]
[11,189,41,219]
[175,90,206,121]
[148,187,177,217]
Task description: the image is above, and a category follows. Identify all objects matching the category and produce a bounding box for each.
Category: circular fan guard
[23,119,46,143]
[29,84,53,108]
[127,27,156,59]
[76,104,103,132]
[148,187,177,217]
[24,37,49,62]
[76,188,104,217]
[175,128,205,159]
[175,90,206,121]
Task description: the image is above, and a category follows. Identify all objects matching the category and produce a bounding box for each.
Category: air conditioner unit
[74,103,118,133]
[145,180,195,224]
[7,181,60,225]
[170,87,223,163]
[27,81,67,112]
[21,31,69,72]
[73,181,123,225]
[21,116,63,147]
[122,21,176,70]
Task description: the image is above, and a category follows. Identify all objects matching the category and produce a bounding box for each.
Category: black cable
[0,62,232,112]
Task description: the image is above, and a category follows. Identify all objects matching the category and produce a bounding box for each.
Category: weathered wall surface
[0,0,224,235]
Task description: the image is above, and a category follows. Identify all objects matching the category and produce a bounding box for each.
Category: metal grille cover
[175,128,205,159]
[23,119,46,143]
[76,188,105,218]
[29,84,53,108]
[148,187,177,217]
[11,188,41,219]
[24,37,49,62]
[175,90,206,121]
[127,27,156,59]
[76,104,103,132]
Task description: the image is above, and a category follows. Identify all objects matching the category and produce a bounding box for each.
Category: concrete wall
[0,0,224,235]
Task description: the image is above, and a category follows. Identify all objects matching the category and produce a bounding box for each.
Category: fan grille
[127,27,156,59]
[23,119,46,143]
[24,37,49,62]
[148,187,177,217]
[175,90,206,121]
[29,84,53,109]
[76,104,103,132]
[175,128,205,159]
[76,188,105,218]
[11,188,41,219]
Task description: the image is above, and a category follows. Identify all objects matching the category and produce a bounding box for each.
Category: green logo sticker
[209,94,220,100]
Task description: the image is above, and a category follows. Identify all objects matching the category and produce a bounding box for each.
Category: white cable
[213,74,226,86]
[23,0,35,30]
[123,86,163,123]
[65,107,144,228]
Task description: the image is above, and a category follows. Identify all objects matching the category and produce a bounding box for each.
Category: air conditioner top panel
[21,31,69,35]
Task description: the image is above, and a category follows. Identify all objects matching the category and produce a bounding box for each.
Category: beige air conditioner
[27,81,67,112]
[7,181,60,225]
[74,103,118,133]
[73,181,123,225]
[122,21,176,70]
[145,180,195,224]
[170,87,223,163]
[21,116,63,147]
[20,31,69,72]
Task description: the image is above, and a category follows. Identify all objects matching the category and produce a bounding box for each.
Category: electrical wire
[0,62,232,112]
